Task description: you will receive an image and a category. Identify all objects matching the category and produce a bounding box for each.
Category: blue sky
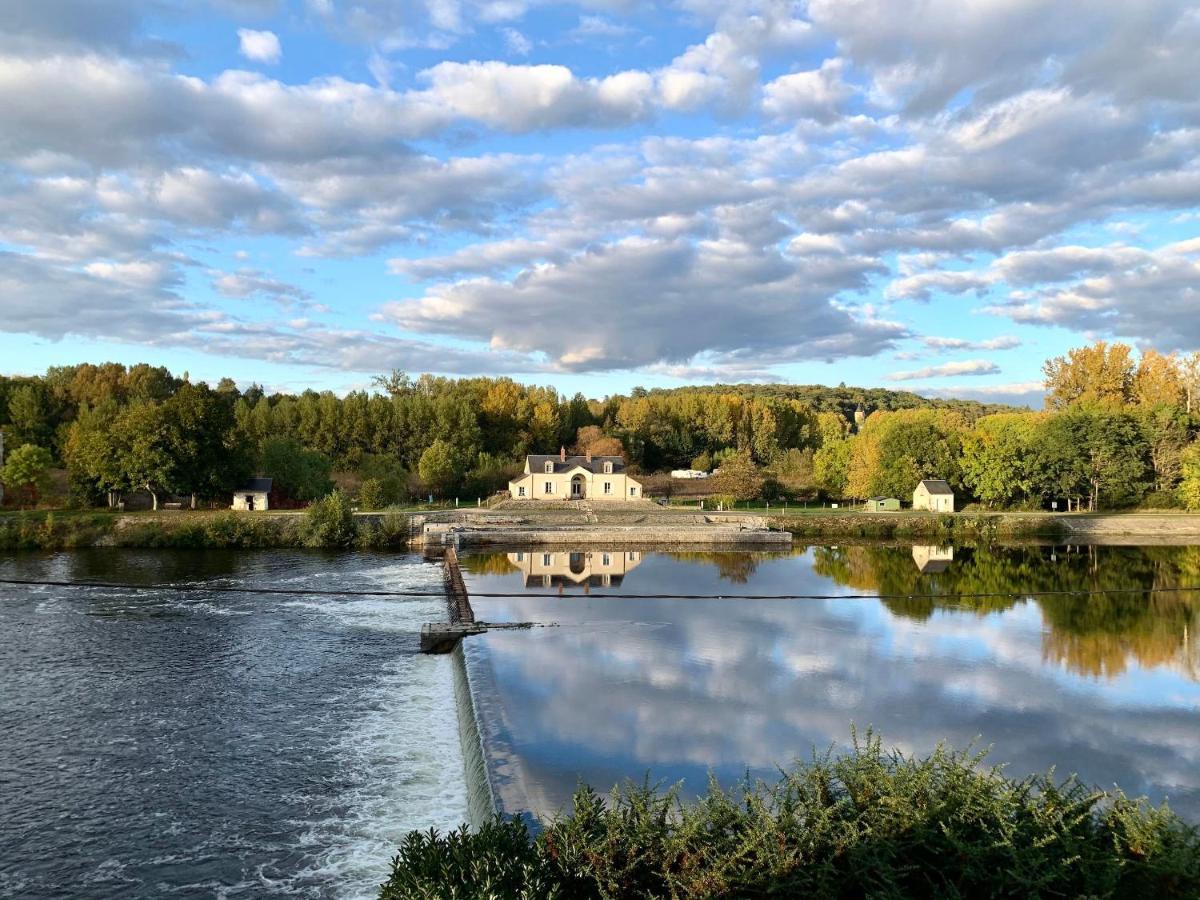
[1,0,1199,404]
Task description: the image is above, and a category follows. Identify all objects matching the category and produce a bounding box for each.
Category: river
[0,551,467,899]
[2,543,1199,897]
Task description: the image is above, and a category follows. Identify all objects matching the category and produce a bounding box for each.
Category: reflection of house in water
[912,545,954,574]
[507,550,643,588]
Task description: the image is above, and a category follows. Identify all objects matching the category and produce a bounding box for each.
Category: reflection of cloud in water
[464,550,1200,823]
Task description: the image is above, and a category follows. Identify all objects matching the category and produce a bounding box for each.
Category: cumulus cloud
[381,236,901,371]
[762,58,854,123]
[237,28,281,64]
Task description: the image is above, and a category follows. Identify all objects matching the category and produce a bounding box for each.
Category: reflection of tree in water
[811,544,1200,681]
[667,551,762,584]
[458,553,521,576]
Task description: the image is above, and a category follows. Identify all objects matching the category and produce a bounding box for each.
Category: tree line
[1,343,1199,510]
[813,343,1200,511]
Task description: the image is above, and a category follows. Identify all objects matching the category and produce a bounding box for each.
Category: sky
[1,0,1198,406]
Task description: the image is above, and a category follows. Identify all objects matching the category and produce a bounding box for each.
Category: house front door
[571,477,584,498]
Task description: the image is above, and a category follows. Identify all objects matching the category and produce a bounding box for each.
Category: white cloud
[762,58,853,123]
[237,28,281,64]
[501,27,532,55]
[887,359,1001,381]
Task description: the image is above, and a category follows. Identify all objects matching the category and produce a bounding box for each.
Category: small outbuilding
[913,479,955,512]
[232,477,272,512]
[865,496,900,512]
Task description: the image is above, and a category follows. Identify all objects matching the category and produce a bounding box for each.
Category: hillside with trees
[1,344,1199,511]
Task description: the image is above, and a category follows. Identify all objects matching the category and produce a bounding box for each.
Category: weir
[420,548,486,653]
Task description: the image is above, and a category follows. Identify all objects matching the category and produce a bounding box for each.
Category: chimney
[586,448,592,463]
[560,445,566,462]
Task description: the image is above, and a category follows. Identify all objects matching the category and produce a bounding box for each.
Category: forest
[0,341,1199,511]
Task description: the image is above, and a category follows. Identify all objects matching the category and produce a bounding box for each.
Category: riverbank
[0,509,411,550]
[768,510,1200,540]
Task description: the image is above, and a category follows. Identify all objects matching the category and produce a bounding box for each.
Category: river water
[3,543,1199,898]
[460,543,1200,823]
[0,551,467,899]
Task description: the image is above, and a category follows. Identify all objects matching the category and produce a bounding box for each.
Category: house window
[603,461,613,474]
[543,553,552,566]
[544,481,554,494]
[516,552,524,561]
[544,461,554,474]
[602,553,611,566]
[518,486,526,496]
[629,551,639,561]
[630,486,637,496]
[603,481,612,495]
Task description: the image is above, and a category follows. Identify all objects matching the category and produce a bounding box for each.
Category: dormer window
[544,461,554,474]
[603,461,613,474]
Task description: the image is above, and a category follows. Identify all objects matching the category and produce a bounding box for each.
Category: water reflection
[912,544,953,573]
[504,549,643,588]
[460,544,1200,825]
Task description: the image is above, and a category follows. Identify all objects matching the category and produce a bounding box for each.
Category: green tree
[814,438,853,498]
[1032,406,1150,510]
[6,384,54,450]
[260,438,334,502]
[1,443,53,507]
[960,413,1042,507]
[418,439,463,497]
[114,402,178,510]
[1180,443,1200,511]
[712,450,764,501]
[358,478,386,510]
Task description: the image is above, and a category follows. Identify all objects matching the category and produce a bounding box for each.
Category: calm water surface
[0,550,467,899]
[460,544,1200,822]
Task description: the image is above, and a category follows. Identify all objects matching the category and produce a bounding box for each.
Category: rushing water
[0,551,468,900]
[460,543,1200,823]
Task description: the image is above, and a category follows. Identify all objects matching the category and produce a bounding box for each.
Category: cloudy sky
[1,0,1198,402]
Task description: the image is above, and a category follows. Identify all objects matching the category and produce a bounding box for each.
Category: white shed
[232,477,272,511]
[913,478,955,512]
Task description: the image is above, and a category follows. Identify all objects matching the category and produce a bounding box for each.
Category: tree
[1032,406,1149,510]
[418,439,462,497]
[960,413,1042,507]
[572,425,624,458]
[1181,351,1200,416]
[1132,350,1183,407]
[814,438,853,498]
[358,478,387,510]
[300,490,356,547]
[64,403,129,507]
[711,450,764,501]
[1042,341,1135,410]
[0,443,53,507]
[260,438,334,502]
[1179,443,1200,510]
[6,384,54,450]
[114,402,178,510]
[1136,404,1189,493]
[164,383,249,507]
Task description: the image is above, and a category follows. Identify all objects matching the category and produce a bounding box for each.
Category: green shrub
[300,490,357,548]
[382,733,1200,899]
[358,511,410,549]
[359,478,387,511]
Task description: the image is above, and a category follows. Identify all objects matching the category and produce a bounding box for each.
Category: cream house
[507,549,643,587]
[508,449,643,501]
[912,479,955,512]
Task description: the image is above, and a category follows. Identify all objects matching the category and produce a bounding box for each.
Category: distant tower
[854,404,866,431]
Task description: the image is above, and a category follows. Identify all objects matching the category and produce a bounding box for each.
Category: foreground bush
[381,735,1200,899]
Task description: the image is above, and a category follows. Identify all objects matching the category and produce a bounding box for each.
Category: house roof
[237,477,273,493]
[916,479,954,495]
[527,454,627,475]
